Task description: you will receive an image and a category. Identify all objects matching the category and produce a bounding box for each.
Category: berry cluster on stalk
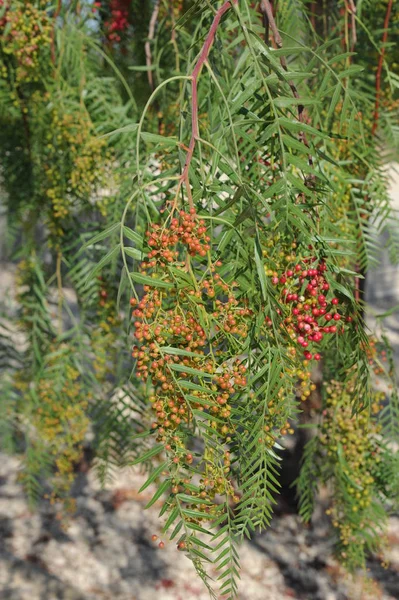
[267,252,352,361]
[321,377,388,570]
[0,1,52,84]
[263,239,355,404]
[130,208,252,536]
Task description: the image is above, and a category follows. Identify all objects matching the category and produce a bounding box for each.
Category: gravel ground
[0,453,398,600]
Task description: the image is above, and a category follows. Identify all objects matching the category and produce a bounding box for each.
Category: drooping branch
[145,0,160,91]
[371,0,393,137]
[179,0,238,206]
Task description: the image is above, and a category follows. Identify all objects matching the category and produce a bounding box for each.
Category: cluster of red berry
[270,257,352,361]
[101,0,131,44]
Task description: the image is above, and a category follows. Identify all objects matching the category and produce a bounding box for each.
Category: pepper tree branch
[179,0,238,207]
[371,0,393,137]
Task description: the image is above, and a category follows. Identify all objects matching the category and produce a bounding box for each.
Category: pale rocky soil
[0,453,398,600]
[1,167,399,600]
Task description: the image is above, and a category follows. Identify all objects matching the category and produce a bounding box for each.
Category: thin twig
[56,251,63,335]
[371,0,393,137]
[259,0,271,45]
[260,0,313,168]
[145,0,160,91]
[310,1,316,31]
[178,0,238,208]
[51,0,62,65]
[343,0,357,51]
[169,4,180,75]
